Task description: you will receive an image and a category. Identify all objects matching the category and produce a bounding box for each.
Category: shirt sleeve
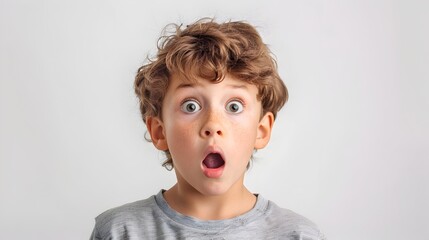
[89,223,102,240]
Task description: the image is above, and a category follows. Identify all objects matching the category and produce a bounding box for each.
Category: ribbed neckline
[153,190,270,232]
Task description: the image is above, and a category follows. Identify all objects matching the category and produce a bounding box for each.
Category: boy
[90,18,325,239]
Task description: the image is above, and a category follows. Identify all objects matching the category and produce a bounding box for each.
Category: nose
[200,110,224,138]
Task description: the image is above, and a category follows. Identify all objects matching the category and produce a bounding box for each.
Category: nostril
[203,129,222,137]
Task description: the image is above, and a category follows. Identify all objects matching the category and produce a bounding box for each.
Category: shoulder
[262,199,326,240]
[95,195,157,224]
[91,195,158,239]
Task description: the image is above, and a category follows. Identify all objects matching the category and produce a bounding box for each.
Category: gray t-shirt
[90,190,325,239]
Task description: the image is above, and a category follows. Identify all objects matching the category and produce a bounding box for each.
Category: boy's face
[147,74,273,196]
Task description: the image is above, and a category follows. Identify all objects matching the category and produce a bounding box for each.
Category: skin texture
[146,74,274,220]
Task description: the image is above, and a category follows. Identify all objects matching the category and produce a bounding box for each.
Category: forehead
[168,73,257,92]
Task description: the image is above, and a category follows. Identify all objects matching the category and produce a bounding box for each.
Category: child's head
[134,18,288,169]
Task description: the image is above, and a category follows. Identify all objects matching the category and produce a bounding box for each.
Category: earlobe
[254,112,274,149]
[146,116,168,151]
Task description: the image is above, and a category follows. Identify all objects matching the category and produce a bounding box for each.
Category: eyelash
[179,98,246,110]
[180,98,200,106]
[229,98,245,107]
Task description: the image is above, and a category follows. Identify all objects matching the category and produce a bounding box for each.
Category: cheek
[230,116,259,142]
[165,120,195,148]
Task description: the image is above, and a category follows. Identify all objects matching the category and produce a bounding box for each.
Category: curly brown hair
[134,18,288,169]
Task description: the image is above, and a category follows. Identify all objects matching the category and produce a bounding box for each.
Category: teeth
[203,153,225,169]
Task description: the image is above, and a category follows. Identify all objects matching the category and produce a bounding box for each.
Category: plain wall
[1,0,428,239]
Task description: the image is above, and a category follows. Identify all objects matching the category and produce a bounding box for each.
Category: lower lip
[202,165,225,178]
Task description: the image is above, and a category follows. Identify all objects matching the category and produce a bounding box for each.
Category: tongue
[203,153,224,169]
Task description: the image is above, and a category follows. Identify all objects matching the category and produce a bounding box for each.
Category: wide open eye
[226,100,244,113]
[181,99,201,113]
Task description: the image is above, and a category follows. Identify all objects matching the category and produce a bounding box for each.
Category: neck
[163,183,257,220]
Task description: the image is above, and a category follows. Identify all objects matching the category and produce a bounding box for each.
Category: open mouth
[203,153,225,169]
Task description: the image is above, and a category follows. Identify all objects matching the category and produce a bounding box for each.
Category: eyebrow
[176,83,195,89]
[175,83,249,90]
[227,84,249,89]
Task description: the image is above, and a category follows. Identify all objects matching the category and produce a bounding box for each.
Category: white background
[1,0,428,239]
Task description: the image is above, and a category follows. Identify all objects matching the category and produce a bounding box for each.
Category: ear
[254,112,274,149]
[146,116,168,151]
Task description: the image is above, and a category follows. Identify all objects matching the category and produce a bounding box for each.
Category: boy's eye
[181,100,201,113]
[226,100,244,113]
